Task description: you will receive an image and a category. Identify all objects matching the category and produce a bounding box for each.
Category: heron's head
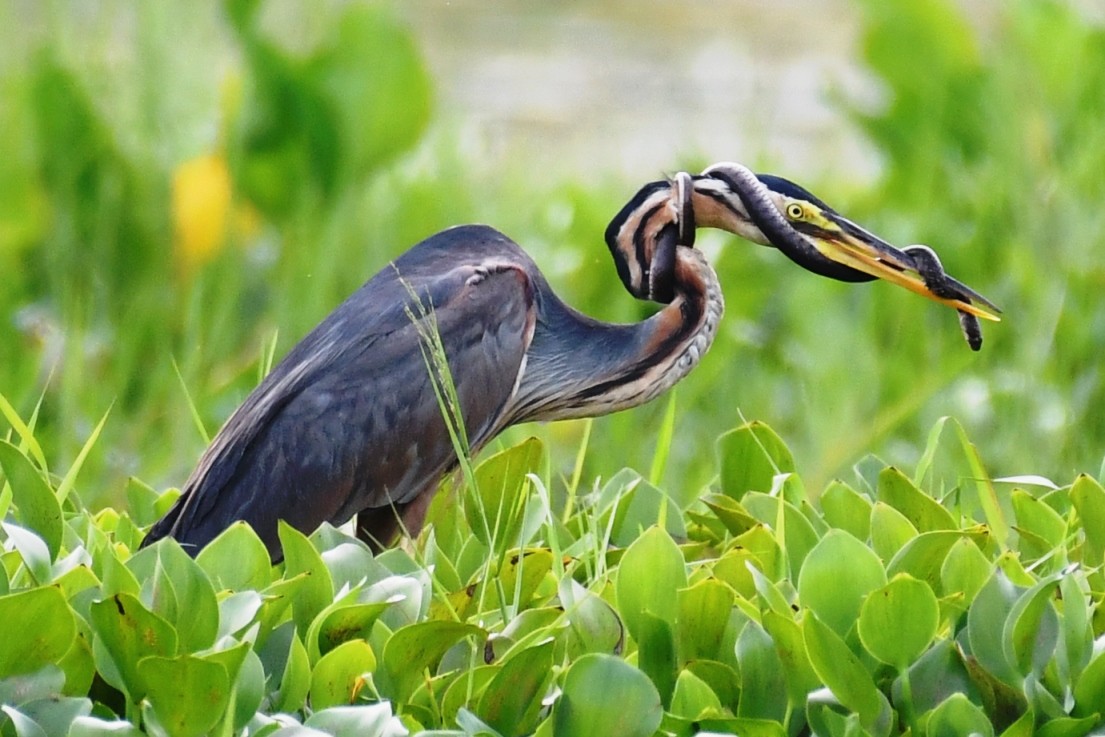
[691,162,1001,322]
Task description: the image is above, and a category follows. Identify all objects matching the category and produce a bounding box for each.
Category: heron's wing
[146,231,536,558]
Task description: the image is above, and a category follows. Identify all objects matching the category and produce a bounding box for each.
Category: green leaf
[552,654,662,737]
[742,493,821,577]
[701,494,759,536]
[887,530,971,590]
[134,541,220,652]
[17,697,92,737]
[196,522,272,591]
[954,421,1008,548]
[1073,648,1105,718]
[307,600,392,663]
[467,437,544,552]
[303,703,406,736]
[1058,572,1091,685]
[382,620,485,702]
[279,520,335,635]
[803,610,891,735]
[68,717,143,736]
[309,639,376,709]
[820,481,872,540]
[1071,474,1105,565]
[870,502,918,561]
[271,626,311,714]
[615,527,686,640]
[1002,575,1060,677]
[676,579,735,663]
[966,571,1022,686]
[735,620,787,721]
[1011,489,1066,551]
[797,529,887,637]
[857,575,939,668]
[926,692,993,737]
[0,441,61,560]
[716,421,796,500]
[137,655,230,737]
[876,466,957,532]
[670,668,723,720]
[0,588,75,680]
[89,593,178,700]
[941,536,992,602]
[636,612,678,707]
[559,578,624,657]
[476,639,554,736]
[762,611,820,705]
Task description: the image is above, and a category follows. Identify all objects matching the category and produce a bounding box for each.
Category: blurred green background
[2,0,1104,509]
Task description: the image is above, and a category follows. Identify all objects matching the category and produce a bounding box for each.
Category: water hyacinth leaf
[89,593,178,699]
[677,578,735,662]
[735,620,787,721]
[137,655,230,737]
[0,706,47,737]
[741,493,821,577]
[309,639,376,710]
[890,639,974,716]
[68,717,144,736]
[382,620,485,702]
[748,563,792,616]
[0,665,65,707]
[820,481,872,540]
[1071,474,1105,565]
[1073,649,1105,717]
[797,529,887,637]
[467,437,543,552]
[941,536,993,602]
[18,697,92,736]
[2,522,52,585]
[493,548,553,610]
[869,502,918,562]
[476,638,554,736]
[1003,575,1060,677]
[636,611,678,706]
[196,522,272,592]
[303,703,407,736]
[762,611,820,704]
[552,653,663,737]
[926,692,993,737]
[608,479,687,546]
[887,530,969,590]
[1058,573,1091,684]
[669,668,723,720]
[966,571,1022,686]
[876,466,957,532]
[616,527,686,641]
[1011,489,1066,550]
[308,601,392,662]
[559,578,624,656]
[138,541,220,653]
[702,494,758,536]
[716,421,795,501]
[273,628,311,714]
[0,586,76,679]
[857,575,939,668]
[802,611,891,735]
[279,521,335,635]
[0,440,62,560]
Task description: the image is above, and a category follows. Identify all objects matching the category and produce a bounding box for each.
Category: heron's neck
[509,246,723,423]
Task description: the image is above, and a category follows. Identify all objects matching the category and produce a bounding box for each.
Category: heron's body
[145,223,721,559]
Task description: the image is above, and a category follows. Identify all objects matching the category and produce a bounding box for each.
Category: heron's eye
[786,203,805,221]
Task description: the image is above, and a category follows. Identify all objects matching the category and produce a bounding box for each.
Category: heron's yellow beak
[790,202,1001,322]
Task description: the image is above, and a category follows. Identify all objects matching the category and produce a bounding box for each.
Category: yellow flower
[172,153,233,273]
